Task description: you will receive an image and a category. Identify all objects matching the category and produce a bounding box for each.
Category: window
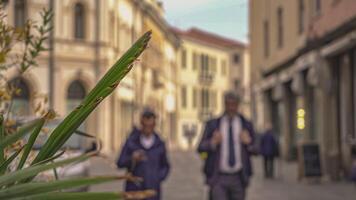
[67,80,86,108]
[315,0,321,14]
[211,90,217,108]
[210,57,217,73]
[9,77,30,116]
[181,86,187,108]
[233,54,240,64]
[74,3,86,39]
[192,52,197,70]
[193,88,198,108]
[201,54,209,76]
[277,7,284,48]
[234,79,240,90]
[221,60,227,75]
[201,89,210,109]
[298,0,305,34]
[263,20,270,58]
[181,49,187,69]
[152,69,163,88]
[67,80,87,148]
[14,0,26,28]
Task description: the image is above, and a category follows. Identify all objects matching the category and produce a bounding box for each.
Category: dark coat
[351,161,356,182]
[117,129,170,200]
[197,114,256,188]
[260,130,279,157]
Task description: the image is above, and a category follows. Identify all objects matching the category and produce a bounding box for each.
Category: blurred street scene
[1,0,356,199]
[89,151,355,200]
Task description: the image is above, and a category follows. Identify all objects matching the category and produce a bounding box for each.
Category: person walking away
[351,146,356,184]
[260,123,279,179]
[197,92,256,200]
[117,109,170,200]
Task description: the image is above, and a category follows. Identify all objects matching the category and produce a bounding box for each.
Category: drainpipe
[94,0,100,80]
[94,0,101,137]
[48,0,55,109]
[131,3,137,123]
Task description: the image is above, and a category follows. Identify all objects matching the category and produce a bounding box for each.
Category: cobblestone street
[90,150,356,200]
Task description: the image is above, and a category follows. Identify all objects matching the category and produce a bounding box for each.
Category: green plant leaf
[0,153,92,187]
[32,31,151,164]
[17,118,45,170]
[0,114,5,164]
[0,146,24,175]
[0,176,125,199]
[32,150,65,167]
[9,192,124,200]
[0,119,41,150]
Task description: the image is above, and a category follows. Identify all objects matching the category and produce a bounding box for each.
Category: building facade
[2,0,179,154]
[250,0,356,180]
[173,28,249,150]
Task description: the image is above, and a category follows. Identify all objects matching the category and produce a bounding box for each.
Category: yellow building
[1,0,179,154]
[173,28,249,150]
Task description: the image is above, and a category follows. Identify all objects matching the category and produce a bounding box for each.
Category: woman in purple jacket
[117,109,170,200]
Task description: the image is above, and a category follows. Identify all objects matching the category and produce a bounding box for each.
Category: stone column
[318,56,341,180]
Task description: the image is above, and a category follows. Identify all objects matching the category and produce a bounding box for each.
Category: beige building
[250,0,356,180]
[2,0,179,154]
[173,28,249,150]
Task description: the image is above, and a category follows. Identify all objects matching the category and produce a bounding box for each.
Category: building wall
[250,0,356,180]
[2,0,179,154]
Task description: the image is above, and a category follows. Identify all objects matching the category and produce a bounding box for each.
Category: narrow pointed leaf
[0,153,92,187]
[52,166,59,181]
[17,118,45,170]
[0,176,123,199]
[0,114,5,164]
[32,150,65,167]
[0,119,41,150]
[0,146,24,174]
[74,130,95,138]
[9,192,124,200]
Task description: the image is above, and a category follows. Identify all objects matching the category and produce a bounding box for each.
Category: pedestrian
[260,122,279,179]
[117,108,170,200]
[197,91,255,200]
[351,146,356,184]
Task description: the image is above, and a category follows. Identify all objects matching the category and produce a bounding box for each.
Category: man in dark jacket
[260,123,279,179]
[117,109,170,200]
[197,92,255,200]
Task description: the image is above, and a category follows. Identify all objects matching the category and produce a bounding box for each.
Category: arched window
[14,0,26,28]
[67,80,86,111]
[74,3,85,39]
[10,77,30,116]
[66,80,87,148]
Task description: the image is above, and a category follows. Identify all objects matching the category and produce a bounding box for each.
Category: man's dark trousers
[211,172,245,200]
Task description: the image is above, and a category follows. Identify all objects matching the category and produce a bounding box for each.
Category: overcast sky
[161,0,248,43]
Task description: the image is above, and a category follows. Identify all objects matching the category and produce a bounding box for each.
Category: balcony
[199,72,215,85]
